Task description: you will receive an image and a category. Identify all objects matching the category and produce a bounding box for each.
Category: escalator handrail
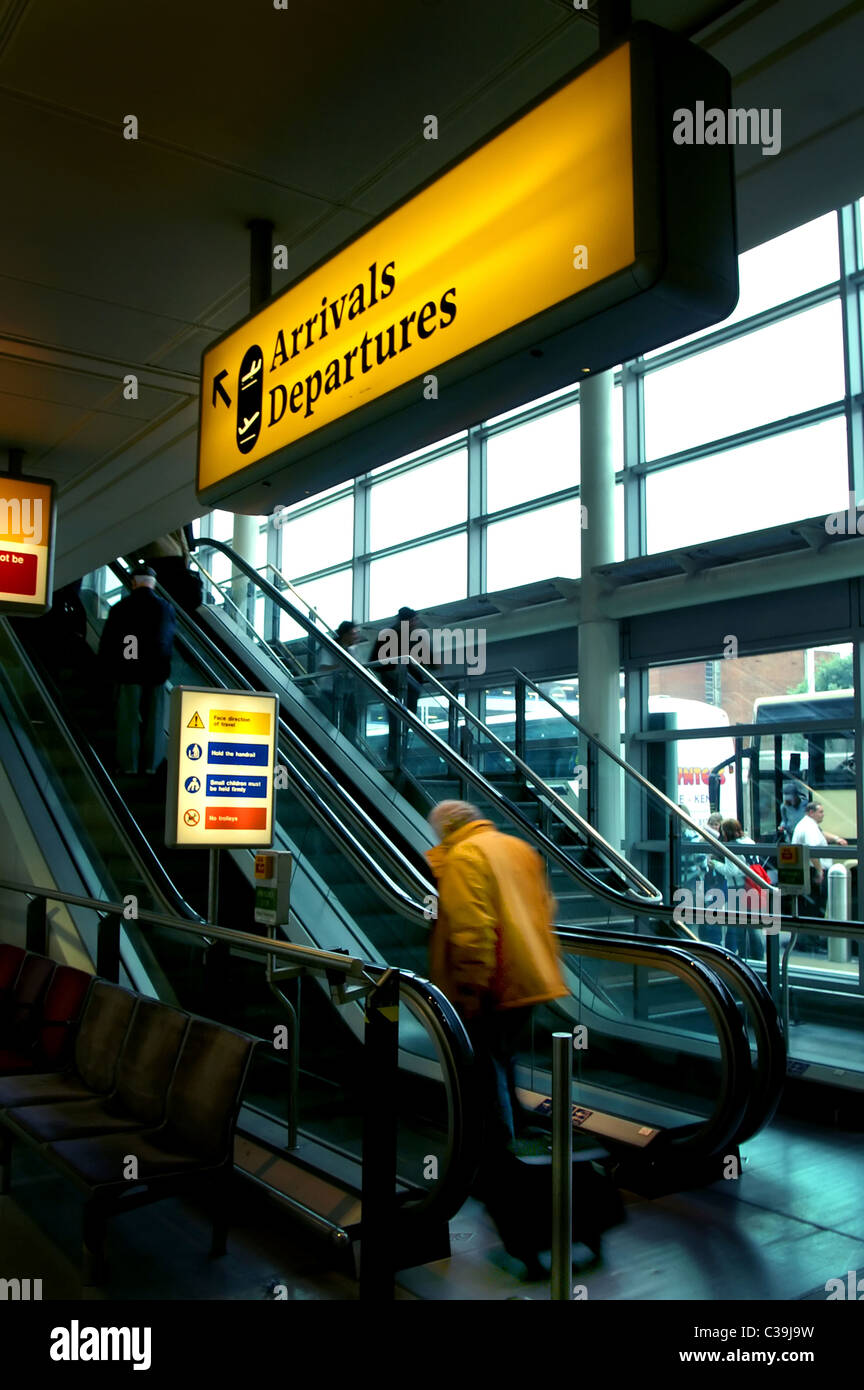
[552,930,753,1157]
[1,619,205,927]
[660,933,786,1142]
[513,667,773,899]
[188,540,664,913]
[557,925,786,1147]
[394,973,480,1222]
[106,563,435,928]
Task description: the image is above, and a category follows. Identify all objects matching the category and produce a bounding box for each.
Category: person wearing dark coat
[98,566,176,775]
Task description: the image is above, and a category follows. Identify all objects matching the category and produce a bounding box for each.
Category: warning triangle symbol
[187,711,205,729]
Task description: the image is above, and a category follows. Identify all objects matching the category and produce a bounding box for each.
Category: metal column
[551,1031,573,1301]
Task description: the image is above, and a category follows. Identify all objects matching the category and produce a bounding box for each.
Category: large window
[643,300,846,461]
[486,499,582,589]
[280,495,353,580]
[238,198,862,629]
[369,533,467,618]
[370,450,467,549]
[645,416,849,554]
[649,645,856,840]
[486,402,580,511]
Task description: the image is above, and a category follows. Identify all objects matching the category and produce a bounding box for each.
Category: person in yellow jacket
[426,800,566,1168]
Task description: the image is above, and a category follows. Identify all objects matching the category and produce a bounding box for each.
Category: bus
[750,689,857,842]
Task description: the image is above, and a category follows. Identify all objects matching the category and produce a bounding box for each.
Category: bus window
[752,690,857,842]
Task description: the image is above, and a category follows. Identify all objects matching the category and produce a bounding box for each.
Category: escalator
[182,539,666,931]
[182,539,783,953]
[4,589,785,1203]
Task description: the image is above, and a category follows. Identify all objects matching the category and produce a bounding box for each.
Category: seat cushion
[37,967,92,1064]
[46,1126,217,1196]
[5,1097,150,1145]
[0,1071,99,1109]
[73,982,136,1093]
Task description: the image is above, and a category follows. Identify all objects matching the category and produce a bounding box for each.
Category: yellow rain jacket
[426,819,566,1016]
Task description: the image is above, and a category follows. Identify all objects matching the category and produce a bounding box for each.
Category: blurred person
[426,799,566,1276]
[318,620,364,737]
[778,778,810,843]
[792,801,847,917]
[691,812,726,946]
[719,819,765,959]
[98,566,176,776]
[371,606,432,765]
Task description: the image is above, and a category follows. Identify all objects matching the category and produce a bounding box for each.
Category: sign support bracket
[208,847,221,926]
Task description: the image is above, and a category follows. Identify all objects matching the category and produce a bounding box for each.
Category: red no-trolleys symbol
[183,808,200,827]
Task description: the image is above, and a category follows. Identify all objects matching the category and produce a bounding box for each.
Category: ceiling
[0,0,862,585]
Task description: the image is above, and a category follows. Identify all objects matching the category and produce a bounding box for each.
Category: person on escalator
[426,799,566,1276]
[126,528,203,613]
[371,607,434,767]
[98,566,176,776]
[317,621,364,737]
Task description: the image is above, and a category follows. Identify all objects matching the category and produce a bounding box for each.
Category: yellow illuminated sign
[209,709,272,736]
[0,475,56,616]
[199,43,634,495]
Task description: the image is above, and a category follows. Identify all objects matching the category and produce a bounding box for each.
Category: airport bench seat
[0,976,134,1105]
[0,952,91,1076]
[0,951,56,1045]
[0,1000,256,1282]
[2,994,188,1145]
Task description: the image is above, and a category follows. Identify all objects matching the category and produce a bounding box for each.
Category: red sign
[205,806,268,830]
[0,549,37,596]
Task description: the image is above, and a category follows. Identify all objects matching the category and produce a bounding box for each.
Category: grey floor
[1,1113,861,1301]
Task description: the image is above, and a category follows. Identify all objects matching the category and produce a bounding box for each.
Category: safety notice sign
[165,687,278,848]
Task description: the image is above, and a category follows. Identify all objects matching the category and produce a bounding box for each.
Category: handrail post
[96,912,121,983]
[396,663,408,769]
[208,848,221,927]
[551,1032,573,1300]
[26,895,48,955]
[586,741,598,828]
[515,677,527,765]
[668,813,680,906]
[448,696,459,753]
[360,968,400,1301]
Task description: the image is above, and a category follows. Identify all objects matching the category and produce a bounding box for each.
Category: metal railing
[0,876,479,1301]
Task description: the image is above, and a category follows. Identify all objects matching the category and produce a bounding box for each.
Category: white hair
[429,800,481,839]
